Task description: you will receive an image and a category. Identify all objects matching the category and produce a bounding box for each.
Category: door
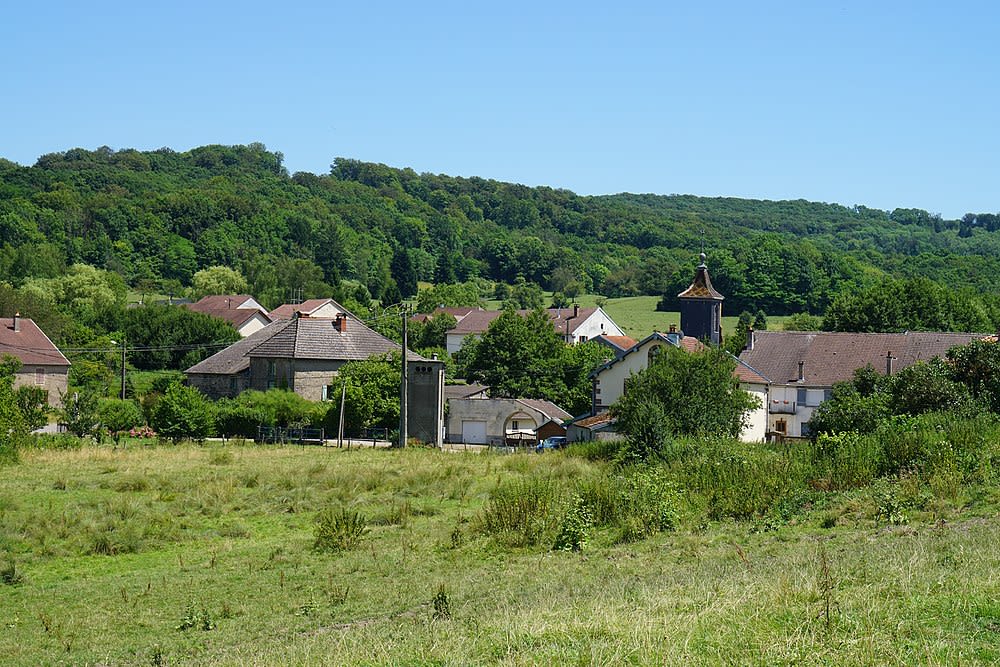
[462,420,488,444]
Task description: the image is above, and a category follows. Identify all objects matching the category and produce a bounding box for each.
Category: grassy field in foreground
[1,443,999,665]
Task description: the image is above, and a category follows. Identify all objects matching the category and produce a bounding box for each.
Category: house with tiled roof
[184,295,271,337]
[445,393,572,445]
[185,312,445,445]
[411,307,481,325]
[592,334,638,358]
[739,329,984,438]
[581,255,769,442]
[0,314,70,406]
[268,298,346,321]
[445,304,625,355]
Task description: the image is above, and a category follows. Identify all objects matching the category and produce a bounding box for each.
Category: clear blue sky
[4,1,998,219]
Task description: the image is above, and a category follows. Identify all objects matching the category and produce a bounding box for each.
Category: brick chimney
[797,360,805,383]
[573,304,579,319]
[334,314,347,333]
[12,312,19,333]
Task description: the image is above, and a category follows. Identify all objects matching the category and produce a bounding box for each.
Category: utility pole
[121,337,127,400]
[398,307,408,448]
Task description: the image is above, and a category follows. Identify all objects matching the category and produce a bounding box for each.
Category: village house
[185,311,445,445]
[268,298,346,321]
[580,254,769,442]
[0,313,70,407]
[184,294,271,337]
[738,329,983,438]
[445,305,625,355]
[446,395,571,446]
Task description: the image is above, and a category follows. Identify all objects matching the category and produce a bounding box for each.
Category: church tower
[678,252,724,345]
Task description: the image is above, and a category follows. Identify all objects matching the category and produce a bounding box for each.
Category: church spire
[678,252,724,345]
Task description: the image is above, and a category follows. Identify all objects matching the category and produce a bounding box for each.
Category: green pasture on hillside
[1,442,999,665]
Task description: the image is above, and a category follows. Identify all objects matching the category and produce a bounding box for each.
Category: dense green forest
[2,142,1000,324]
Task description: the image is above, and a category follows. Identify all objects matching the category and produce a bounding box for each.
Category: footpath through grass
[1,441,999,665]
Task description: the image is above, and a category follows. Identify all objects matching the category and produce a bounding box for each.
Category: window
[267,361,277,389]
[823,389,832,402]
[579,335,588,343]
[511,420,521,431]
[229,377,237,393]
[800,422,813,437]
[796,387,807,405]
[774,419,787,434]
[34,368,44,385]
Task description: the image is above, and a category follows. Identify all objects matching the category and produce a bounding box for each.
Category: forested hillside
[2,143,999,320]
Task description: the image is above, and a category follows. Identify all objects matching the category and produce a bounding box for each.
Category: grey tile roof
[739,330,984,387]
[185,316,427,376]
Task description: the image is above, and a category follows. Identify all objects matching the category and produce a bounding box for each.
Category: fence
[256,426,326,445]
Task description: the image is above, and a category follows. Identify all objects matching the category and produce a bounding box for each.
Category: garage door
[462,420,488,444]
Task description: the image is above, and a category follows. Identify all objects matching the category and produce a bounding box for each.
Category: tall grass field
[2,432,999,665]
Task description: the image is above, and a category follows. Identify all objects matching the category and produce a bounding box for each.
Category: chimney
[573,304,579,319]
[668,323,677,333]
[12,312,19,333]
[334,314,347,333]
[432,353,439,361]
[797,360,805,383]
[746,325,754,351]
[886,350,895,376]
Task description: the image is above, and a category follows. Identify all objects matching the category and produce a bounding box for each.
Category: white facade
[236,312,271,337]
[591,332,769,442]
[765,384,830,438]
[559,308,625,344]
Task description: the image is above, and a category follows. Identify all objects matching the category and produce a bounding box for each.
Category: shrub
[476,477,561,547]
[553,494,593,552]
[313,508,368,553]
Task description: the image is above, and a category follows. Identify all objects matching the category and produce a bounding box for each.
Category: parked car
[535,436,568,452]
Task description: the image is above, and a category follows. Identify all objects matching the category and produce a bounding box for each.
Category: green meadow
[2,433,999,666]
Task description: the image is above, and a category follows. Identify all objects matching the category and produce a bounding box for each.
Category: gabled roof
[593,334,637,353]
[739,330,984,387]
[516,398,572,423]
[449,307,609,336]
[0,316,70,367]
[678,254,724,300]
[188,306,270,329]
[186,315,427,376]
[268,298,347,321]
[189,295,263,311]
[443,383,489,400]
[590,331,703,378]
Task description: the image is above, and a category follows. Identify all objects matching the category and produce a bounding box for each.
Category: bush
[313,508,368,553]
[553,495,593,552]
[476,477,561,547]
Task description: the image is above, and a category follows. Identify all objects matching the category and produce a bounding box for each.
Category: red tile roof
[268,299,344,320]
[0,317,70,367]
[449,307,602,336]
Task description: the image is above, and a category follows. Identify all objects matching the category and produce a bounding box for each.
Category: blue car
[536,436,568,452]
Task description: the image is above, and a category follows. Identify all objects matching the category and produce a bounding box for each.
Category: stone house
[185,312,445,445]
[0,314,70,407]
